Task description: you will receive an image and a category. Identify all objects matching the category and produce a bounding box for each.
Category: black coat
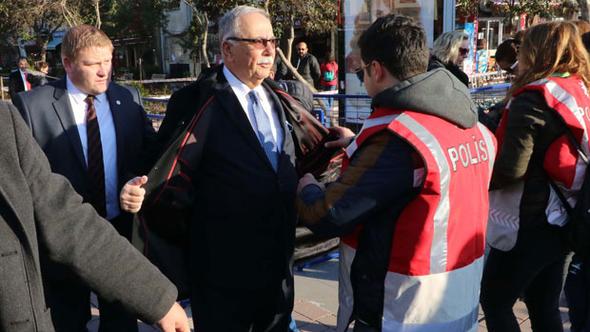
[428,55,470,87]
[158,66,299,291]
[9,70,30,100]
[0,102,176,332]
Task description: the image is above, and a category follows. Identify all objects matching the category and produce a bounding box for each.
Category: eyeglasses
[354,62,371,83]
[459,47,469,56]
[226,37,279,49]
[495,60,518,74]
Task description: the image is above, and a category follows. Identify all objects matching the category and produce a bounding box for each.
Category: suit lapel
[106,84,125,178]
[265,86,296,168]
[214,73,275,171]
[51,81,87,170]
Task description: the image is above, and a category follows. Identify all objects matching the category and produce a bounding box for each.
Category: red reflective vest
[490,76,590,239]
[497,75,590,191]
[337,108,497,332]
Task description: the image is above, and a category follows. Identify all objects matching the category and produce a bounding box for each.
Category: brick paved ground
[291,256,572,332]
[88,254,572,331]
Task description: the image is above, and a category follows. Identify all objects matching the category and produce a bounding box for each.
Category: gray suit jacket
[0,102,176,332]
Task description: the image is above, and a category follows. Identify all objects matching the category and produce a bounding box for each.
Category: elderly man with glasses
[121,5,351,332]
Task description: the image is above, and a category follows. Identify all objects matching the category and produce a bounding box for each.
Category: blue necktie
[248,90,279,170]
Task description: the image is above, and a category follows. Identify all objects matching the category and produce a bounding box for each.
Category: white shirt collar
[222,66,266,98]
[66,76,108,105]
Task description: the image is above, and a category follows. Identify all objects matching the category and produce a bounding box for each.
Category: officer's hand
[297,173,324,194]
[157,302,190,332]
[324,126,355,149]
[119,176,148,213]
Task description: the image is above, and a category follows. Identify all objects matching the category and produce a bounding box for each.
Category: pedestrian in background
[495,38,520,75]
[319,51,339,114]
[292,41,321,88]
[30,61,50,87]
[428,30,470,86]
[9,56,32,101]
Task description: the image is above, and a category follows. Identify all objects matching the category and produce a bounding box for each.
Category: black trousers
[44,215,138,332]
[190,279,293,332]
[564,254,590,332]
[480,224,567,332]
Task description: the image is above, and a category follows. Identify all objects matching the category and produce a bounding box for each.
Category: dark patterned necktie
[84,95,106,217]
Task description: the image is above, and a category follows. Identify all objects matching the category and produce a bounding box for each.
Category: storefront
[342,0,456,123]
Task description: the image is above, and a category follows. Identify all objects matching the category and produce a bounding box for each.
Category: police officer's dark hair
[358,14,428,81]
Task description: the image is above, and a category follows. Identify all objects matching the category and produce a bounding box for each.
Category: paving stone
[317,313,338,329]
[298,322,331,332]
[294,299,333,321]
[294,309,316,328]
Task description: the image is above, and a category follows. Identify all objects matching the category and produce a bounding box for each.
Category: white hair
[432,30,469,64]
[218,5,270,44]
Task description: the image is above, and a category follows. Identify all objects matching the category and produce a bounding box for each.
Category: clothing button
[1,250,17,257]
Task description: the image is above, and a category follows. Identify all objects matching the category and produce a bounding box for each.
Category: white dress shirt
[20,70,29,91]
[223,66,283,150]
[67,77,120,219]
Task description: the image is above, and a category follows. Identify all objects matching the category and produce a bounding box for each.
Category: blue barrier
[470,83,511,93]
[294,251,339,272]
[144,83,509,122]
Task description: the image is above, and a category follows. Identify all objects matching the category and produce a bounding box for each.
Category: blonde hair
[573,20,590,35]
[509,21,590,97]
[432,30,468,64]
[61,25,113,61]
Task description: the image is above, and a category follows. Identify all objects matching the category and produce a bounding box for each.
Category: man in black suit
[13,24,155,332]
[122,5,350,332]
[9,56,32,101]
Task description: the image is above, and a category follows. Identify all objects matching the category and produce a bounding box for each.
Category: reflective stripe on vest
[338,109,496,331]
[504,76,590,190]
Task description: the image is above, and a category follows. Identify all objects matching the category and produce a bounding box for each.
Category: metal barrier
[144,82,511,129]
[470,83,510,111]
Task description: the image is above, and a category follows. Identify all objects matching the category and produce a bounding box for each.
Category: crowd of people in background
[4,5,590,332]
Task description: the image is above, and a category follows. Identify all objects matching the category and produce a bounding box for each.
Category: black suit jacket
[0,102,176,331]
[162,67,298,292]
[9,70,28,100]
[13,79,156,222]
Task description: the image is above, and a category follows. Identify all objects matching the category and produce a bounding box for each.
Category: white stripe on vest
[478,122,497,180]
[544,79,590,190]
[382,257,484,332]
[395,114,450,274]
[346,114,400,158]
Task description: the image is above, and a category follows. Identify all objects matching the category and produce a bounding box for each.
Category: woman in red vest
[481,21,590,332]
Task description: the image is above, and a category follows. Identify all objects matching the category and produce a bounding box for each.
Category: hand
[157,302,190,332]
[297,173,324,194]
[119,176,148,213]
[325,126,355,149]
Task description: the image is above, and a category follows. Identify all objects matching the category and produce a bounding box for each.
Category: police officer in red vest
[296,14,496,332]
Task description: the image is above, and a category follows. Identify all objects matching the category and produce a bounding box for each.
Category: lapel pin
[116,100,121,105]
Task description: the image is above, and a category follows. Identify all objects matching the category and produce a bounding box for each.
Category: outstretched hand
[297,173,325,194]
[119,175,148,213]
[324,126,355,149]
[157,302,190,332]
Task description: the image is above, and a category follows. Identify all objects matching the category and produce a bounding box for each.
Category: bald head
[296,42,308,57]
